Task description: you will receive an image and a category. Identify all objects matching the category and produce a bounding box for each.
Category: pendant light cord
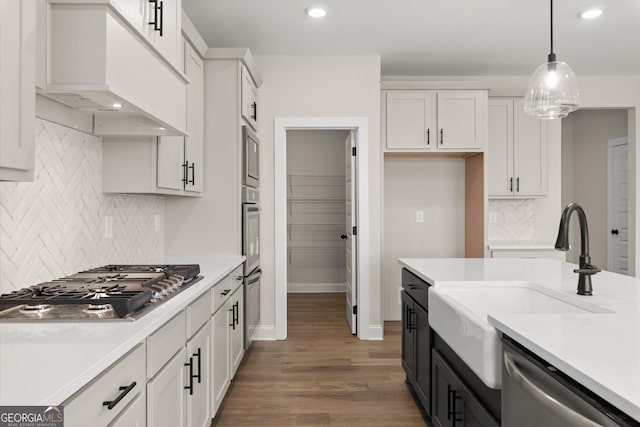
[548,0,556,62]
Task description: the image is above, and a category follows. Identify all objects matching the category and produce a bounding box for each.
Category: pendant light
[524,0,580,120]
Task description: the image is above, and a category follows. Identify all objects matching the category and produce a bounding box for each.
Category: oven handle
[245,269,262,285]
[245,205,261,213]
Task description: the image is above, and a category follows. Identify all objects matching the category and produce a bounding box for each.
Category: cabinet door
[413,302,431,414]
[111,0,146,34]
[147,0,181,68]
[458,384,500,427]
[0,0,35,180]
[229,286,245,377]
[184,40,203,193]
[157,135,185,190]
[437,92,485,150]
[386,92,436,150]
[147,347,186,427]
[186,322,211,427]
[241,66,258,130]
[513,99,547,197]
[488,99,514,197]
[108,392,146,427]
[401,291,415,381]
[431,350,458,427]
[211,305,230,417]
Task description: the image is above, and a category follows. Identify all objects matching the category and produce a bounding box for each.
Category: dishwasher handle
[504,352,601,427]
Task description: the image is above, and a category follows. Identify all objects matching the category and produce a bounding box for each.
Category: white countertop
[487,240,556,250]
[0,255,244,406]
[399,257,640,422]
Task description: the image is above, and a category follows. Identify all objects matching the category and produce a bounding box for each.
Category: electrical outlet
[104,216,113,239]
[489,212,497,223]
[154,214,161,232]
[416,211,424,223]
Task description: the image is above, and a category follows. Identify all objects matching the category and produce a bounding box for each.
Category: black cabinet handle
[148,0,163,35]
[148,0,159,30]
[516,177,520,192]
[611,229,620,235]
[158,0,163,36]
[234,301,240,326]
[409,308,416,331]
[193,348,202,384]
[229,304,236,329]
[426,129,430,145]
[452,391,463,425]
[188,162,195,185]
[447,384,453,420]
[103,381,136,410]
[220,289,231,296]
[340,234,347,240]
[184,357,194,395]
[252,101,257,121]
[182,161,188,185]
[440,129,443,145]
[509,177,513,192]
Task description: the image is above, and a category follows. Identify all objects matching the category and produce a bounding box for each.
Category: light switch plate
[416,211,424,223]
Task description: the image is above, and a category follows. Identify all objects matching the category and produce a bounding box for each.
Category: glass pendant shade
[524,60,581,119]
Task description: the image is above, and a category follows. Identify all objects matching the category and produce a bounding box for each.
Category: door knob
[340,234,347,240]
[611,229,619,235]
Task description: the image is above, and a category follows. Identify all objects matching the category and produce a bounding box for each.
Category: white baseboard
[287,282,346,293]
[252,325,277,341]
[368,324,384,340]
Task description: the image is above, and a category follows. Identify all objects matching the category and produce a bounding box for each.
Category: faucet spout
[555,203,600,295]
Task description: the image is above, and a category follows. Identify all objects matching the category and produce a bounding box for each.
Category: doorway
[561,109,629,272]
[274,117,370,340]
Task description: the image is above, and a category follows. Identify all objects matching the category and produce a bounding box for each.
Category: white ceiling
[183,0,640,76]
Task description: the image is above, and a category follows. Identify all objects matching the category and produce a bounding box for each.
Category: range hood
[40,1,188,136]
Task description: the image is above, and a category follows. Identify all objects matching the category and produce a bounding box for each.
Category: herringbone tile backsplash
[0,119,164,293]
[488,199,536,240]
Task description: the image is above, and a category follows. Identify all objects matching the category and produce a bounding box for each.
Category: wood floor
[211,293,426,427]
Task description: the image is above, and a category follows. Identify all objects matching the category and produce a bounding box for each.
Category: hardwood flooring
[211,293,426,427]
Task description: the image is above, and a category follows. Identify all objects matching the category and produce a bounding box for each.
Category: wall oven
[242,125,259,188]
[242,187,260,349]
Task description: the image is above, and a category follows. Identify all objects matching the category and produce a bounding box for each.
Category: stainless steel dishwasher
[501,336,637,426]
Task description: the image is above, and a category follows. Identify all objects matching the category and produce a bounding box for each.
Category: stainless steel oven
[242,125,259,188]
[242,187,260,348]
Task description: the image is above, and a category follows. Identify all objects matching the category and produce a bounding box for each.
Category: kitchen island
[400,257,640,423]
[0,255,244,407]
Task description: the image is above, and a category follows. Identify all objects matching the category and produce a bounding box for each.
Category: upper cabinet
[488,98,548,198]
[241,65,259,130]
[103,37,204,196]
[0,0,36,182]
[384,90,487,152]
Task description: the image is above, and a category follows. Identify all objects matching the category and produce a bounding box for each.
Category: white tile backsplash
[488,199,536,240]
[0,119,164,293]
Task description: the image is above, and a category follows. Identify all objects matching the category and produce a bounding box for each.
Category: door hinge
[352,226,357,235]
[352,147,356,156]
[353,305,357,315]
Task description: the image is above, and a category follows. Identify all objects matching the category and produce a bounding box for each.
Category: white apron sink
[428,282,611,389]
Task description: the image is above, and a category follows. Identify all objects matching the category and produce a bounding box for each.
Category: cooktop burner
[0,264,201,321]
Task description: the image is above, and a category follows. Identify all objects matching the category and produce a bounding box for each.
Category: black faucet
[555,203,601,295]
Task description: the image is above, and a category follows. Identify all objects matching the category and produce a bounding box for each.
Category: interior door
[608,137,629,274]
[345,131,357,334]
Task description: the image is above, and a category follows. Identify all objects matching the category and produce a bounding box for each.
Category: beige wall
[562,110,629,267]
[254,55,382,337]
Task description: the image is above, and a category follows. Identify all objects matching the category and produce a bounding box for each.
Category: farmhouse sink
[428,282,611,389]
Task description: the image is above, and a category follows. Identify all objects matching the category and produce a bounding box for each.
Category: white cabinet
[241,65,258,130]
[108,392,146,427]
[146,347,187,427]
[0,0,35,182]
[384,91,486,151]
[488,98,548,198]
[64,344,146,427]
[210,266,244,418]
[186,321,212,427]
[145,0,182,70]
[104,38,203,195]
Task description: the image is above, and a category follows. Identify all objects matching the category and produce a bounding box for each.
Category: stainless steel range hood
[39,1,188,136]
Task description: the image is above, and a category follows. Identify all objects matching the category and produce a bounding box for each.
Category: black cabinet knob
[611,229,619,235]
[340,234,347,240]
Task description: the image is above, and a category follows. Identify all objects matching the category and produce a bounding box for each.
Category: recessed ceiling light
[111,103,123,109]
[580,9,602,19]
[305,7,327,18]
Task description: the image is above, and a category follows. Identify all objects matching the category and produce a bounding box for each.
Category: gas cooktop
[0,264,201,321]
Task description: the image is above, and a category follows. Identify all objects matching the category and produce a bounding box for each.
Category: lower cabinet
[146,347,187,427]
[109,392,146,427]
[432,350,499,427]
[186,321,212,427]
[401,290,431,415]
[211,302,231,416]
[229,285,245,376]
